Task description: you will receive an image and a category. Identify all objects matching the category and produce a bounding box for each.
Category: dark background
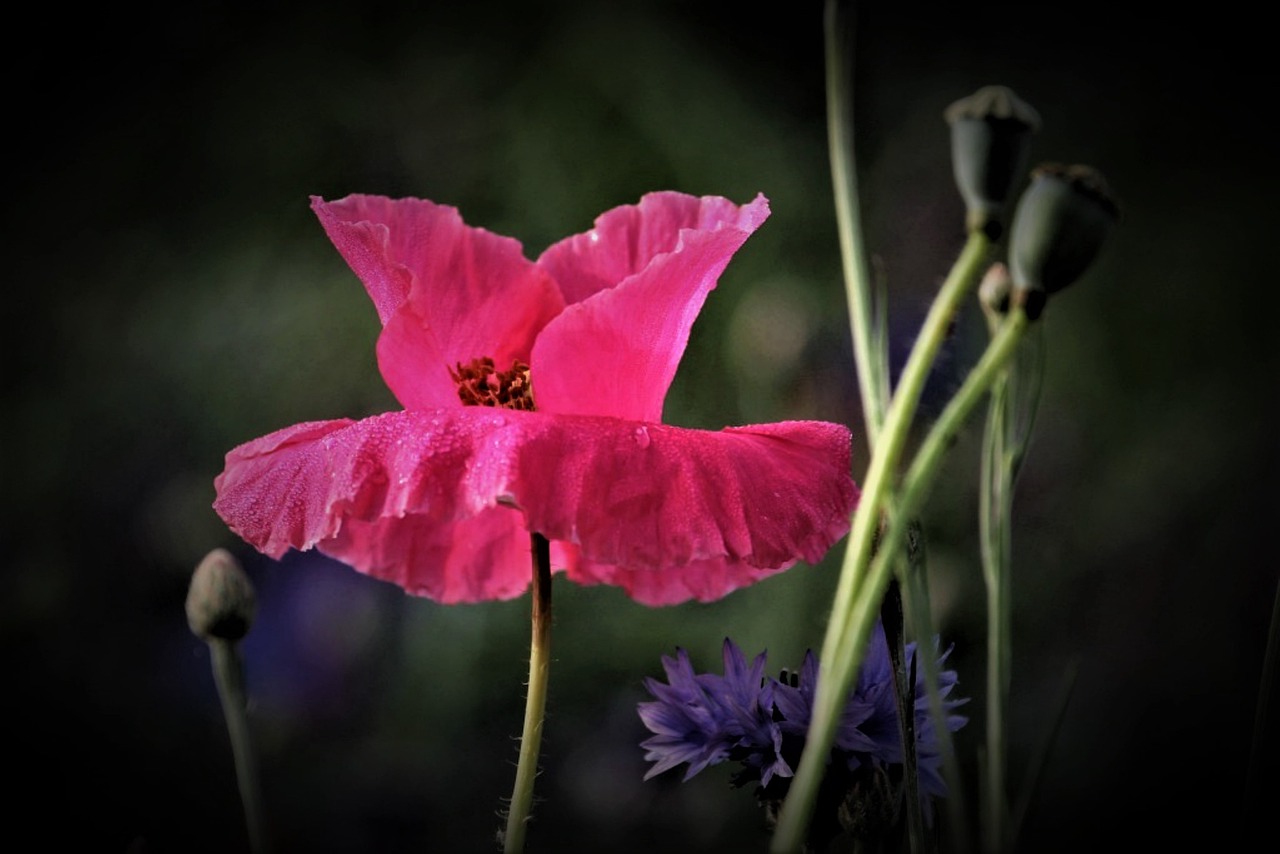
[5,2,1276,852]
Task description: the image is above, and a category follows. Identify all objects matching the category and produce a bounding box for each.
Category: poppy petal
[213,409,854,606]
[212,410,535,601]
[311,194,413,325]
[569,555,788,606]
[536,191,769,306]
[322,506,533,602]
[510,417,856,600]
[312,194,564,411]
[531,192,770,421]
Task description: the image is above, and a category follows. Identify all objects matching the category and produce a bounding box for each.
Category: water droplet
[633,426,651,449]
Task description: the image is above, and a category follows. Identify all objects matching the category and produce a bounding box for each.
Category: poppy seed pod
[186,548,257,642]
[944,85,1041,239]
[1009,163,1120,305]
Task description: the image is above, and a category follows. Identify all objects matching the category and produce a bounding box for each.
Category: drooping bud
[1008,163,1120,313]
[186,548,257,642]
[978,262,1014,329]
[944,85,1041,239]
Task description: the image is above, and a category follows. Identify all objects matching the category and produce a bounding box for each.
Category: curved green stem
[885,308,1030,579]
[881,580,925,853]
[848,306,1029,801]
[211,640,269,854]
[979,369,1014,853]
[503,533,553,854]
[842,310,1029,850]
[901,532,971,854]
[770,232,992,853]
[826,0,888,447]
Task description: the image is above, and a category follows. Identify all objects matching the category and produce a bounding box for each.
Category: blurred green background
[5,1,1276,851]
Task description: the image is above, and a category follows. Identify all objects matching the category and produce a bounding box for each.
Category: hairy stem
[503,533,553,854]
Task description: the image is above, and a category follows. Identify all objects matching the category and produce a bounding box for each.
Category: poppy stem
[771,298,1026,854]
[978,316,1042,853]
[880,579,925,853]
[772,228,992,852]
[900,524,972,853]
[978,359,1021,853]
[210,639,270,854]
[826,0,889,448]
[503,532,553,854]
[854,307,1030,843]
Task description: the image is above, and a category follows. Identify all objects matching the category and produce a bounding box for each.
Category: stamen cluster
[450,356,534,410]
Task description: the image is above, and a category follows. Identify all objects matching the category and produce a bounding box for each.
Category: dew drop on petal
[633,426,651,449]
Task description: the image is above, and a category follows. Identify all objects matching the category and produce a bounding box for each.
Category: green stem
[881,580,924,853]
[855,308,1030,626]
[825,0,889,447]
[211,640,269,854]
[875,310,1028,843]
[503,533,553,854]
[841,308,1029,853]
[835,310,1029,850]
[901,529,970,854]
[979,369,1014,853]
[770,232,992,854]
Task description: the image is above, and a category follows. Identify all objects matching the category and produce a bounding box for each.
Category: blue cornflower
[638,638,792,787]
[638,622,968,844]
[772,623,968,819]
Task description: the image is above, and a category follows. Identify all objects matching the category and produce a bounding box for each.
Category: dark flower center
[449,356,534,410]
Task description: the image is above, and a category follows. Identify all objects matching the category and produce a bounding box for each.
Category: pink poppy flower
[213,191,858,605]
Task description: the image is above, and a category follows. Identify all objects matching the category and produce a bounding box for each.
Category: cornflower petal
[773,648,878,752]
[907,639,971,801]
[640,629,970,831]
[638,648,731,780]
[638,641,787,784]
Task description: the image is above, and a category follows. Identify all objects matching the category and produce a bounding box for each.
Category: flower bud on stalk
[945,85,1041,240]
[978,262,1014,330]
[186,548,270,853]
[186,547,257,642]
[1008,163,1121,319]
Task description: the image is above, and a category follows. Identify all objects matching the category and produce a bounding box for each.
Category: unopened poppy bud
[186,548,256,642]
[978,262,1013,328]
[944,85,1041,239]
[1009,163,1120,306]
